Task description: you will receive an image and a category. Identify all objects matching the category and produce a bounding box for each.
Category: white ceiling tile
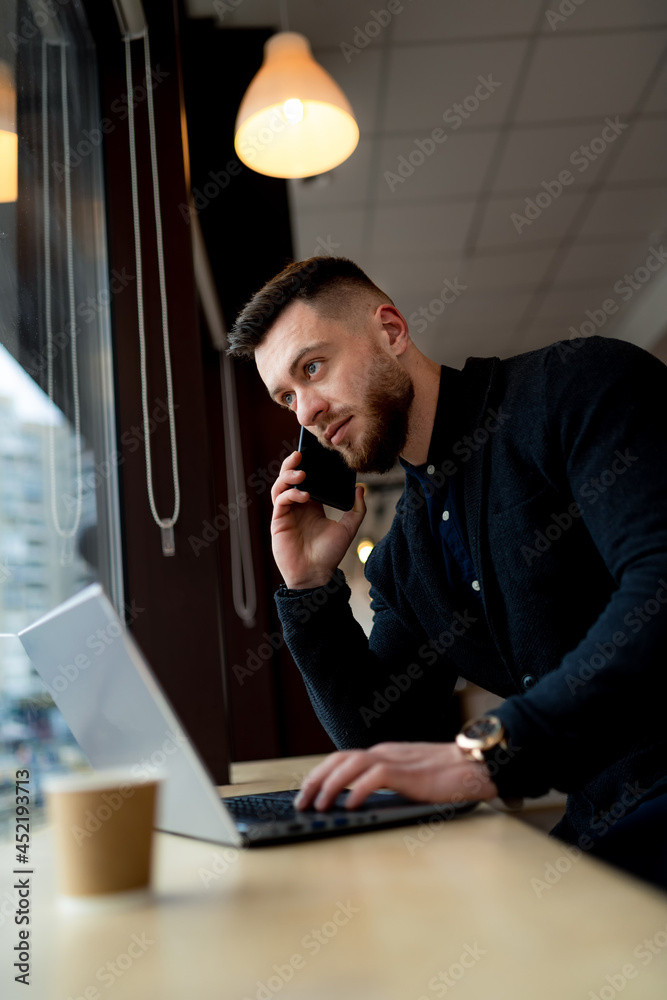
[370,200,477,256]
[314,48,383,136]
[552,238,665,283]
[367,255,461,302]
[645,61,667,113]
[606,118,667,183]
[514,32,667,122]
[289,2,393,51]
[201,0,390,50]
[393,0,543,42]
[425,325,521,365]
[458,248,555,288]
[375,131,498,202]
[577,186,667,238]
[531,283,619,324]
[440,289,533,327]
[476,190,586,248]
[291,208,366,264]
[381,41,526,132]
[539,0,667,33]
[287,136,373,210]
[492,121,630,193]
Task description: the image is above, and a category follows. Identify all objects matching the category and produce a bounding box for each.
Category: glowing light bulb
[283,98,303,124]
[357,539,374,564]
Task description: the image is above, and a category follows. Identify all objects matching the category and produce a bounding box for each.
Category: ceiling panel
[381,41,527,132]
[375,131,499,202]
[291,208,367,266]
[606,118,667,183]
[476,190,586,248]
[538,0,667,33]
[371,201,477,257]
[576,187,667,238]
[392,0,543,42]
[514,32,667,122]
[457,247,556,288]
[491,121,632,194]
[551,237,664,283]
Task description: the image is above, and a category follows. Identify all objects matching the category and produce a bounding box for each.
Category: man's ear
[376,304,410,356]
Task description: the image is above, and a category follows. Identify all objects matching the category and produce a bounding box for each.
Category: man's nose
[296,389,328,428]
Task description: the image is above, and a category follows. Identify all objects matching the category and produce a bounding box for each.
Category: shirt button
[427,464,435,475]
[442,510,450,521]
[471,580,480,592]
[522,674,537,690]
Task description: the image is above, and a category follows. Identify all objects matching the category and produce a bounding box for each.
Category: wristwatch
[455,714,507,764]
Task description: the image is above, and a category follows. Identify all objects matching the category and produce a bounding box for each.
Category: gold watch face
[458,715,504,750]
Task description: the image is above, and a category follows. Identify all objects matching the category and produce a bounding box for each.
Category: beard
[325,348,415,474]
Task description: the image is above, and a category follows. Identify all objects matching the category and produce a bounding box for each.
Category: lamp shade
[0,61,17,203]
[234,32,359,179]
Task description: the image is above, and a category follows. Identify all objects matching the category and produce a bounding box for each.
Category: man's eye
[283,392,295,407]
[306,361,321,376]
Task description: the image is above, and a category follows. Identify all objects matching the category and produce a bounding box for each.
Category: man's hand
[294,742,499,811]
[271,450,366,590]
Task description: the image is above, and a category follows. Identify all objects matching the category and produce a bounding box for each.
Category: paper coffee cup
[44,768,161,901]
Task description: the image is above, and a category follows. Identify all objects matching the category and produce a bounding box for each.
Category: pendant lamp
[0,61,18,203]
[234,32,359,179]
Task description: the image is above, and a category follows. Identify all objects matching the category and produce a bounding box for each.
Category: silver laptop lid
[19,584,241,847]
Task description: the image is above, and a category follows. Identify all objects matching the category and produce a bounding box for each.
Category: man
[228,256,667,888]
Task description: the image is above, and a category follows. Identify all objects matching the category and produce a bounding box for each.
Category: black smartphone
[294,426,357,511]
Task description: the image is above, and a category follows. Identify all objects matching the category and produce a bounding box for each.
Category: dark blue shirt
[400,366,482,603]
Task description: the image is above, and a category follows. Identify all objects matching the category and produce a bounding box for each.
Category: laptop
[18,584,477,846]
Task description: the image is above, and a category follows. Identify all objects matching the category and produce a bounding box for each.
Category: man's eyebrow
[268,341,329,401]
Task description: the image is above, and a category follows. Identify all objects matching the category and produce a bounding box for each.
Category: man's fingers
[339,484,367,534]
[270,451,304,504]
[272,486,311,522]
[294,750,366,810]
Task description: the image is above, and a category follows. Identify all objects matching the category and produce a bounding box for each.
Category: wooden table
[1,756,666,999]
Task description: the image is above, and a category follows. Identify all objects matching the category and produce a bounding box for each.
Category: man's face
[255,299,414,473]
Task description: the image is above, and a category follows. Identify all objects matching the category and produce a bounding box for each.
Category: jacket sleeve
[493,337,667,798]
[275,568,458,749]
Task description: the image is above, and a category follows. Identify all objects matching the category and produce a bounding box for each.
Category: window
[0,0,123,830]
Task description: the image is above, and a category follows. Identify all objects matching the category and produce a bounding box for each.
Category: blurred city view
[0,347,95,835]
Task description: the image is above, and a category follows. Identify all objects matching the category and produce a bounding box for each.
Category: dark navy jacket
[275,337,667,845]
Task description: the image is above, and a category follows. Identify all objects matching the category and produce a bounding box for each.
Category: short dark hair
[226,256,393,359]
